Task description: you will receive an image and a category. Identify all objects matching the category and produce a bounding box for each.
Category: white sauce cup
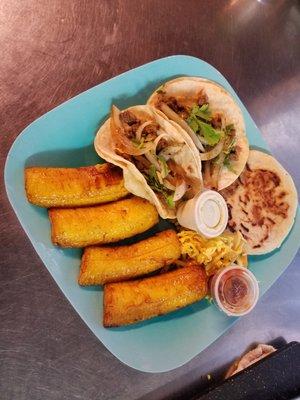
[176,190,228,238]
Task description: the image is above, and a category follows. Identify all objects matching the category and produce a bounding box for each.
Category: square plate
[5,55,300,372]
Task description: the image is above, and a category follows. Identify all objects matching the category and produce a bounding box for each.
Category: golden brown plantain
[79,229,181,285]
[103,263,208,327]
[25,163,129,207]
[49,197,159,248]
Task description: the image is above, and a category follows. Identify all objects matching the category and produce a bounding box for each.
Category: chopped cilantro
[191,104,212,121]
[158,155,170,177]
[131,137,145,149]
[187,116,198,133]
[138,137,145,149]
[224,137,236,155]
[187,104,221,145]
[149,164,155,175]
[147,177,164,194]
[165,194,175,208]
[131,138,139,146]
[225,124,235,134]
[146,165,175,208]
[198,121,222,146]
[224,156,236,173]
[212,153,224,165]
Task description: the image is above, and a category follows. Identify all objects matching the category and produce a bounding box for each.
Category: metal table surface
[0,1,299,399]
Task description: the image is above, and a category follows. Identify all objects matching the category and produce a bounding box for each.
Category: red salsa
[218,270,253,313]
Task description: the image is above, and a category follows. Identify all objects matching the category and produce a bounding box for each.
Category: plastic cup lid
[196,190,228,238]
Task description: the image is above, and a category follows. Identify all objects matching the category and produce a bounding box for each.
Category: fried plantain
[79,229,181,285]
[25,163,128,207]
[49,196,159,248]
[103,263,207,327]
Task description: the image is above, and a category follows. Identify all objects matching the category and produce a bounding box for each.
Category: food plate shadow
[25,145,102,168]
[249,248,279,263]
[109,219,175,247]
[59,248,82,261]
[29,205,49,221]
[110,299,211,332]
[80,285,102,293]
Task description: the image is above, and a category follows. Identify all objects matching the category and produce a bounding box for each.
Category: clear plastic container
[210,265,259,316]
[176,190,228,238]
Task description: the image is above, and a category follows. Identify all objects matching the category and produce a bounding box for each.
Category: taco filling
[110,105,200,209]
[155,90,240,190]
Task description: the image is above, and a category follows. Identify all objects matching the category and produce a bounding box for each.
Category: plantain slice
[49,196,159,248]
[79,229,181,285]
[103,263,208,327]
[25,163,129,207]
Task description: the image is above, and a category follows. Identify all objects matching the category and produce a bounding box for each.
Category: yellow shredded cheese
[177,230,248,276]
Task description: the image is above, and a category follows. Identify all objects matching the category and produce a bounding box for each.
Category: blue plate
[5,56,300,372]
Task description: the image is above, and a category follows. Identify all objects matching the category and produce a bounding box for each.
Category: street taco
[94,105,202,219]
[148,77,249,190]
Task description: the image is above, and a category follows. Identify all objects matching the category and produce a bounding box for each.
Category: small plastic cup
[210,265,259,317]
[176,190,228,238]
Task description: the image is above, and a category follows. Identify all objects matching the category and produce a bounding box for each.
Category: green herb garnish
[187,105,211,133]
[224,137,236,155]
[131,138,139,146]
[223,155,236,173]
[158,155,170,177]
[225,124,235,135]
[166,194,175,208]
[190,104,212,122]
[198,121,222,146]
[146,164,175,208]
[187,117,198,133]
[187,104,221,146]
[149,164,157,180]
[131,137,145,149]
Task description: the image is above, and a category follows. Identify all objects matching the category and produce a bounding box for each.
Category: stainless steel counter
[0,1,299,399]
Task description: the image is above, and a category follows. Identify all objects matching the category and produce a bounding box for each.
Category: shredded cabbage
[177,229,247,276]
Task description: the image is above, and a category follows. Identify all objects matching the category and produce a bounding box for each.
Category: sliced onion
[200,137,225,161]
[173,180,188,202]
[145,151,160,170]
[164,179,176,191]
[160,165,168,179]
[159,144,182,161]
[153,133,170,153]
[198,136,209,145]
[143,133,171,170]
[135,121,153,141]
[159,103,205,152]
[110,105,154,156]
[156,171,164,184]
